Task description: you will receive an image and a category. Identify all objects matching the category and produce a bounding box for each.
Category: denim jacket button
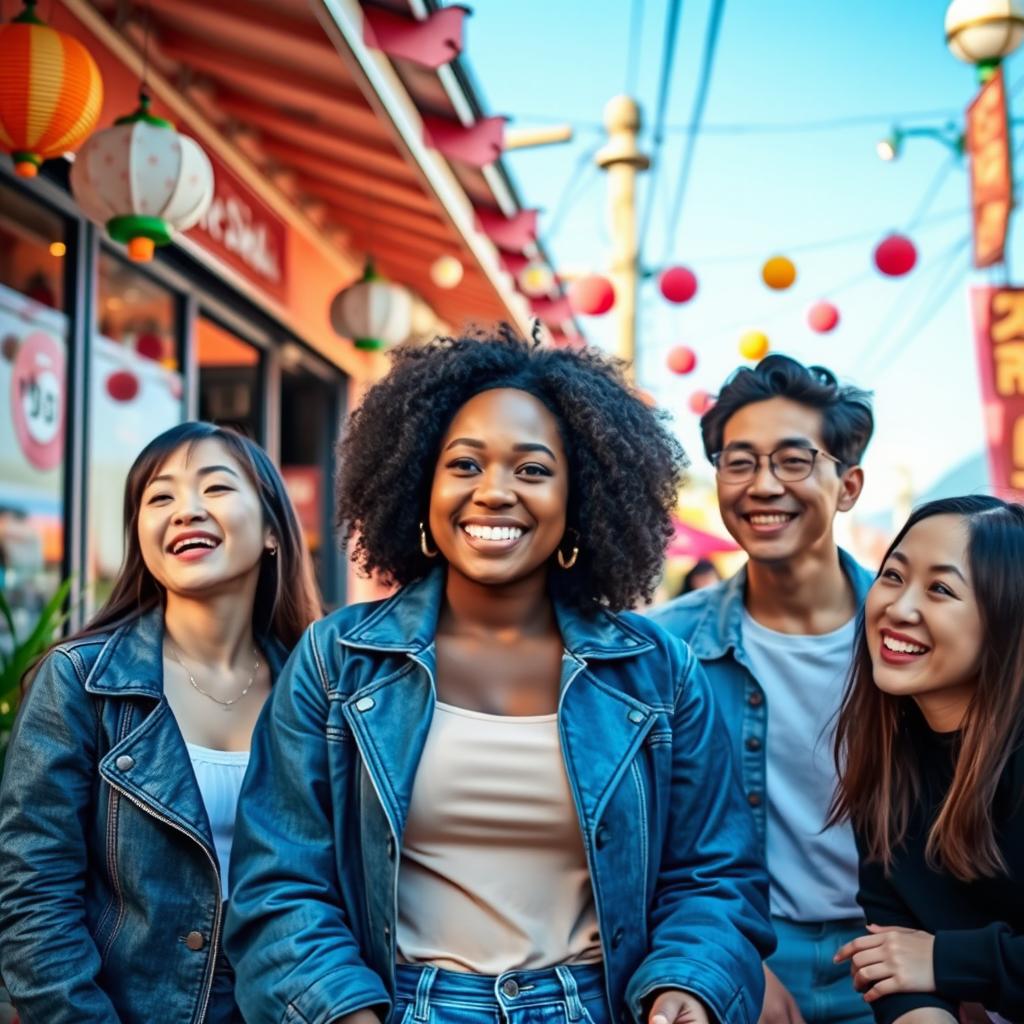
[611,927,625,949]
[747,691,763,708]
[627,709,645,725]
[595,825,610,850]
[355,696,375,712]
[185,931,205,951]
[745,737,762,751]
[501,979,520,998]
[115,755,135,772]
[747,791,762,808]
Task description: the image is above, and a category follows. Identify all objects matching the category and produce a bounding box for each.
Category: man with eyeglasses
[651,354,875,1024]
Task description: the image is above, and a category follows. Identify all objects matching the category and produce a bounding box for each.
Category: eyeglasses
[711,446,842,484]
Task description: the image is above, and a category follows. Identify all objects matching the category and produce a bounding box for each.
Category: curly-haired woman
[226,327,774,1024]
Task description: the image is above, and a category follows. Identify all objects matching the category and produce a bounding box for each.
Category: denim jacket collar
[338,567,656,664]
[83,606,289,698]
[686,547,873,662]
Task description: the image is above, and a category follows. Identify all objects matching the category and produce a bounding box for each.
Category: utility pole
[595,95,650,377]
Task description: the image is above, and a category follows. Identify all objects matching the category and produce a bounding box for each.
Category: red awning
[667,518,740,559]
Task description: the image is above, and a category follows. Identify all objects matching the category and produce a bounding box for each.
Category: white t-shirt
[741,611,861,922]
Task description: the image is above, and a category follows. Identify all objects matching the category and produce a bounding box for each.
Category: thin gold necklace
[167,641,260,708]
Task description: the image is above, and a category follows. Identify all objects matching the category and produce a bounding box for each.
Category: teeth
[748,514,792,525]
[463,524,523,541]
[883,636,928,655]
[173,537,218,554]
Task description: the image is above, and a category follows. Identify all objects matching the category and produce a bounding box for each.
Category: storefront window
[0,181,68,638]
[280,356,338,601]
[197,315,262,440]
[87,251,183,613]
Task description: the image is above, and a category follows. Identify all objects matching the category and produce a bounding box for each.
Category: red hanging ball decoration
[808,301,840,333]
[688,389,713,415]
[659,266,698,304]
[874,234,917,277]
[667,345,697,375]
[106,369,139,402]
[568,274,615,316]
[135,332,164,361]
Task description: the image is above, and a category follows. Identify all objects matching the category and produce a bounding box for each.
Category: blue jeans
[389,962,610,1024]
[767,918,874,1024]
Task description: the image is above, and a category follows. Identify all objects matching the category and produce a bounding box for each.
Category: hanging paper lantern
[762,256,796,291]
[568,274,615,316]
[667,345,697,375]
[688,389,714,415]
[71,93,213,262]
[430,255,463,289]
[330,260,413,351]
[874,234,917,277]
[739,330,770,360]
[518,261,555,298]
[0,0,103,177]
[659,266,698,304]
[808,301,840,333]
[106,369,139,402]
[134,331,164,361]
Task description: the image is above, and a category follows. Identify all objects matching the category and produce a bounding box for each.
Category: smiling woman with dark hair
[0,421,321,1024]
[226,326,774,1024]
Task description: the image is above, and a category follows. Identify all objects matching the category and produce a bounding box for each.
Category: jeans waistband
[771,916,866,939]
[395,962,606,1017]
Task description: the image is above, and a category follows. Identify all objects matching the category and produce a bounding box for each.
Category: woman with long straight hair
[830,495,1024,1024]
[0,421,321,1024]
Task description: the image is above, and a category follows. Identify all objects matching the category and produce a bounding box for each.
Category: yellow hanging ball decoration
[761,255,796,290]
[739,331,769,361]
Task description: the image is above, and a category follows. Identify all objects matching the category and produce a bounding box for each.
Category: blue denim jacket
[225,569,775,1024]
[0,609,288,1024]
[648,550,873,848]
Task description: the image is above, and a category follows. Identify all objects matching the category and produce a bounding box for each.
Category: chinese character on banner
[966,68,1013,269]
[972,287,1024,497]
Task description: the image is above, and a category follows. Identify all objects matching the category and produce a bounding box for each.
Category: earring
[419,522,438,558]
[557,531,579,570]
[268,546,278,557]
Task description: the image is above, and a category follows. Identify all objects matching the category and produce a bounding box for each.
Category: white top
[185,743,250,901]
[396,701,602,973]
[741,611,861,922]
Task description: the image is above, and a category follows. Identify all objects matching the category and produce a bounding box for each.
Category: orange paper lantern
[761,255,796,291]
[0,0,103,178]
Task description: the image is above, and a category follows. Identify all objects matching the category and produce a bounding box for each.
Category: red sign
[971,287,1024,497]
[10,331,65,472]
[187,156,288,303]
[966,68,1014,269]
[281,465,324,547]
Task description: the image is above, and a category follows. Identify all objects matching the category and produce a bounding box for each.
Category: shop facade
[1,0,565,634]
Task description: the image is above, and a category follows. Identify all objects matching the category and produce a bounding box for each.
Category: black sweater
[855,707,1024,1024]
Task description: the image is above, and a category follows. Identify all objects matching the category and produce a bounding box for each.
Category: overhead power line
[659,0,727,265]
[636,0,685,264]
[624,0,645,96]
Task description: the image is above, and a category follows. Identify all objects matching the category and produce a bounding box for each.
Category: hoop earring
[557,531,579,570]
[419,522,438,558]
[268,546,278,557]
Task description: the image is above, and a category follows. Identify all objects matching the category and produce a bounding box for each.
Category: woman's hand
[332,1011,381,1024]
[648,989,711,1024]
[834,925,936,1002]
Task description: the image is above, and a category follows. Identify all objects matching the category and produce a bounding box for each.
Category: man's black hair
[700,354,874,469]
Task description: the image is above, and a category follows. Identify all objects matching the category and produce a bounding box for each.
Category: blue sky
[464,0,1022,524]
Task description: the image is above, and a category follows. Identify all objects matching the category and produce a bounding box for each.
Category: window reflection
[0,182,67,639]
[197,315,262,440]
[87,252,183,614]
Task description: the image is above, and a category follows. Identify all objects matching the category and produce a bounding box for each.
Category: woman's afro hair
[335,324,688,611]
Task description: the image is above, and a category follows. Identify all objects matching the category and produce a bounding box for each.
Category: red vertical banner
[972,286,1024,497]
[966,68,1013,269]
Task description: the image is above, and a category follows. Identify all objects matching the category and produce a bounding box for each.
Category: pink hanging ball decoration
[874,234,917,277]
[688,389,713,415]
[568,274,615,316]
[107,370,140,402]
[808,301,840,334]
[667,345,697,375]
[659,266,698,304]
[135,332,164,361]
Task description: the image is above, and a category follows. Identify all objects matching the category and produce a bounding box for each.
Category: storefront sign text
[972,286,1024,496]
[966,68,1013,269]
